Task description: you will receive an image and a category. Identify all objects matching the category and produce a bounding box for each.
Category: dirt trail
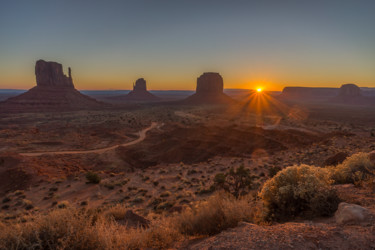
[20,122,159,157]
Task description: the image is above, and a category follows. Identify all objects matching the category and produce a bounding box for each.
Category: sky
[0,0,374,91]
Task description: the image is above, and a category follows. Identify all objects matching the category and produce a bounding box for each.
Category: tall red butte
[0,60,104,112]
[183,72,233,104]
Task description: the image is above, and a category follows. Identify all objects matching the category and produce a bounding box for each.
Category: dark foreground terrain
[1,100,375,249]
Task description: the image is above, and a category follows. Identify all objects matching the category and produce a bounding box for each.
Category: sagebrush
[259,164,340,221]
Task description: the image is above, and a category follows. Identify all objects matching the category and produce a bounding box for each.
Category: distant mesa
[330,83,373,105]
[279,83,375,106]
[183,72,233,104]
[338,83,361,98]
[279,87,339,101]
[110,78,160,102]
[0,60,104,112]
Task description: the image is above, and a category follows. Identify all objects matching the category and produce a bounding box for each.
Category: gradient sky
[1,0,374,90]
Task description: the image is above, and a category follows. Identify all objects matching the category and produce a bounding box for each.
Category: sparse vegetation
[259,164,340,221]
[85,171,101,184]
[214,165,253,198]
[329,152,375,185]
[175,192,254,235]
[0,207,179,249]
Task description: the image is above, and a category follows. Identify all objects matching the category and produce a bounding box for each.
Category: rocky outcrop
[335,202,372,225]
[323,152,349,167]
[35,60,74,88]
[116,210,150,229]
[0,60,105,112]
[110,78,160,102]
[369,151,375,166]
[183,72,233,104]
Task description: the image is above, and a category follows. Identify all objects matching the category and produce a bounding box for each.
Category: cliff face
[35,60,74,88]
[133,78,147,92]
[183,72,233,104]
[196,72,224,95]
[0,60,104,112]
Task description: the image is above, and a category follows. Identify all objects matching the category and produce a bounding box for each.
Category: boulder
[369,151,375,165]
[116,210,150,229]
[323,152,349,166]
[335,202,372,225]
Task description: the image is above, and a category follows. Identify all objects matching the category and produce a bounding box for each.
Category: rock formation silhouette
[338,84,361,98]
[0,60,104,112]
[110,78,160,102]
[183,72,233,104]
[279,87,339,101]
[330,83,375,105]
[35,60,74,88]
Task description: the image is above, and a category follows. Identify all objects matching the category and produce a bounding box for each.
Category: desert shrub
[0,209,102,249]
[329,152,375,184]
[0,207,180,249]
[213,165,253,198]
[85,171,101,184]
[174,192,253,235]
[259,164,339,221]
[57,200,70,209]
[104,203,128,220]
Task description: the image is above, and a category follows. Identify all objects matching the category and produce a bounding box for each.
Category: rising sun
[256,88,263,93]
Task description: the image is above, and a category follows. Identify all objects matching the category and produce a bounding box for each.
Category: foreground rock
[185,221,375,249]
[323,152,348,166]
[183,72,233,104]
[369,151,375,165]
[110,78,160,102]
[335,202,372,225]
[0,60,105,112]
[116,210,150,229]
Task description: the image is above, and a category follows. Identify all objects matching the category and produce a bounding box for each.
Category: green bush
[259,164,339,221]
[329,152,375,184]
[213,165,253,198]
[86,171,101,184]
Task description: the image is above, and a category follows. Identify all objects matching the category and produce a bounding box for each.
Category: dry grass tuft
[174,192,254,236]
[0,208,180,250]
